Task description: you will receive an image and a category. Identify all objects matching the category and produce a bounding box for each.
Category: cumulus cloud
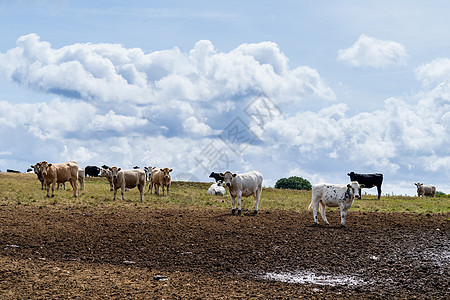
[1,34,450,195]
[338,34,408,68]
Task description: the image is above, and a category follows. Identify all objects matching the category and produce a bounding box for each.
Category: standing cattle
[220,170,263,216]
[109,166,146,202]
[207,182,226,196]
[414,183,436,197]
[209,172,223,183]
[31,163,45,190]
[150,168,173,196]
[39,161,79,198]
[85,165,100,177]
[100,167,114,191]
[347,172,383,199]
[309,181,363,227]
[78,169,85,190]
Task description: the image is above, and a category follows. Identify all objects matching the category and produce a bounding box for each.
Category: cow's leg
[69,179,77,197]
[139,185,144,202]
[231,195,236,215]
[319,202,329,225]
[377,185,381,199]
[113,188,117,201]
[311,198,320,224]
[237,191,243,216]
[45,182,51,198]
[167,184,170,196]
[340,209,348,227]
[254,187,262,214]
[121,186,125,201]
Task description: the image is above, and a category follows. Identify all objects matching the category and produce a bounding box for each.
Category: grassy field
[0,172,449,214]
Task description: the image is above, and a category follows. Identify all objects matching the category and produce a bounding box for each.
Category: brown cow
[39,161,79,198]
[31,163,45,190]
[151,168,173,196]
[109,166,146,202]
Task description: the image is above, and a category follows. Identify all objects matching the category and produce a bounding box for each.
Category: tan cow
[39,161,79,198]
[101,168,114,191]
[151,168,173,196]
[414,183,436,197]
[109,166,146,202]
[30,163,45,190]
[147,167,159,194]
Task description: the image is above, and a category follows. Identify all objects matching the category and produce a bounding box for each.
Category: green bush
[435,191,447,197]
[275,176,312,190]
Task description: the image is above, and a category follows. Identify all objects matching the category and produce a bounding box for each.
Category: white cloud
[338,34,408,68]
[415,58,450,88]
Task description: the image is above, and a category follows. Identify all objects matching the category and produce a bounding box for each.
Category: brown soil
[0,206,448,299]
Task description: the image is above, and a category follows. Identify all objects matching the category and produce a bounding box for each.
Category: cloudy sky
[1,1,449,196]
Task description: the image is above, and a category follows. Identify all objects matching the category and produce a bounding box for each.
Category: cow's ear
[232,173,237,177]
[48,163,52,167]
[169,169,173,172]
[347,184,351,189]
[118,168,121,171]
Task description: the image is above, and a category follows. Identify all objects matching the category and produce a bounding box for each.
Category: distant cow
[100,167,114,191]
[220,170,263,216]
[78,169,85,190]
[347,172,383,199]
[309,181,363,227]
[150,168,173,196]
[6,169,20,173]
[31,163,45,190]
[39,161,79,198]
[85,165,100,177]
[109,166,146,202]
[414,183,436,197]
[207,182,226,196]
[209,172,223,183]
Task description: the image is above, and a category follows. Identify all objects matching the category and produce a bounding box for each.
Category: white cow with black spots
[309,181,364,227]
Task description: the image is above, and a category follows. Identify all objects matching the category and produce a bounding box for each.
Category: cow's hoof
[51,195,55,198]
[253,210,258,215]
[231,209,235,215]
[237,210,242,216]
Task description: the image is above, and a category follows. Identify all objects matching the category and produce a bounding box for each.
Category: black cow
[347,172,383,199]
[85,165,100,177]
[7,169,21,173]
[209,172,223,183]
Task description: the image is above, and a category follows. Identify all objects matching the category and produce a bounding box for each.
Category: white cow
[109,167,146,202]
[101,168,114,191]
[207,182,226,196]
[309,181,363,227]
[414,183,436,197]
[220,170,263,216]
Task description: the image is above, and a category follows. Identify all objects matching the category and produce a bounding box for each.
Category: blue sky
[1,1,449,196]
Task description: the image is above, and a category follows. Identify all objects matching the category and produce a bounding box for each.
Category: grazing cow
[31,163,45,190]
[309,181,363,227]
[220,170,263,216]
[414,183,436,197]
[85,165,100,177]
[209,172,223,183]
[347,172,383,199]
[7,169,20,173]
[150,168,173,196]
[39,161,79,198]
[109,166,146,202]
[207,182,226,196]
[101,167,114,191]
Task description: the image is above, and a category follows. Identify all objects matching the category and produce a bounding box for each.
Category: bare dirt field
[0,206,448,299]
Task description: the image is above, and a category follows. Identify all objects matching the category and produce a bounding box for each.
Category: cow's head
[414,182,424,191]
[161,168,173,180]
[347,172,355,177]
[39,161,53,176]
[31,162,42,175]
[109,166,121,179]
[347,181,364,199]
[219,171,236,187]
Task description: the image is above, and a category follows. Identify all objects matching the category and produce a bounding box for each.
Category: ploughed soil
[0,206,448,299]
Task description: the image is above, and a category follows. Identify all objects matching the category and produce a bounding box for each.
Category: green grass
[0,172,449,214]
